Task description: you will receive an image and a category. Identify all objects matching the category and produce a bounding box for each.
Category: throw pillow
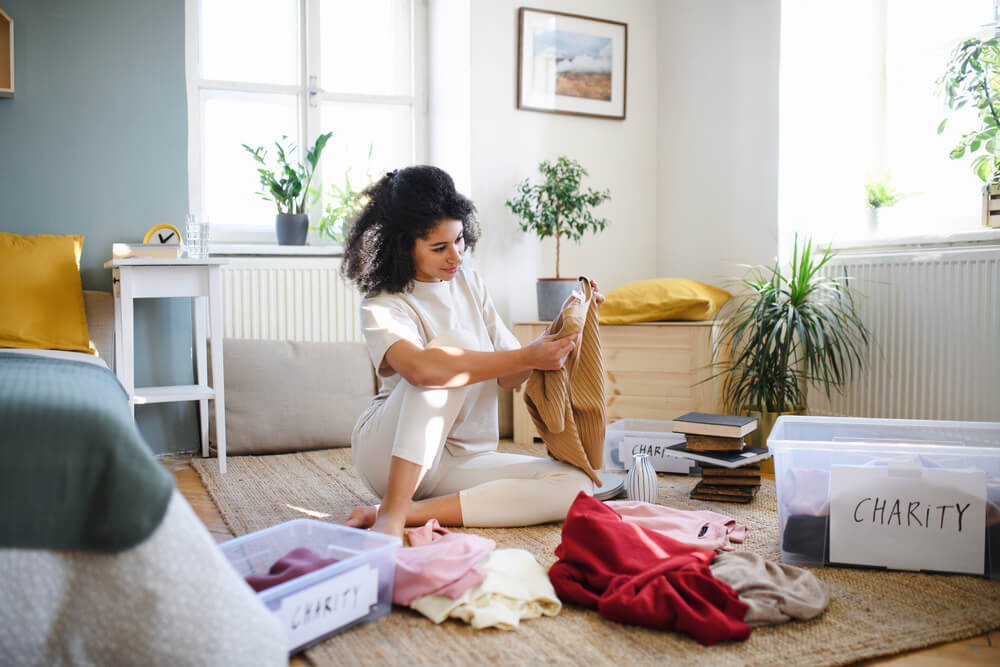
[598,277,731,324]
[0,233,92,353]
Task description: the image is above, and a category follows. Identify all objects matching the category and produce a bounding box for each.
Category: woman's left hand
[590,279,605,307]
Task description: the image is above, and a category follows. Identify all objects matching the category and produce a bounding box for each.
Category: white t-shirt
[357,267,522,456]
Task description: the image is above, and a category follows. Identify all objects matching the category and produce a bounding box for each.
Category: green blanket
[0,353,174,551]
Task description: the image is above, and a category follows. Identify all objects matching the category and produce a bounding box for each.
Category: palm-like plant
[712,236,871,415]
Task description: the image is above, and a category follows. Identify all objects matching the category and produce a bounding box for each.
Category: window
[186,0,426,243]
[779,0,995,252]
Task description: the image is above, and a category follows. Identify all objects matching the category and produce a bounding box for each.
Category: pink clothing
[245,547,338,592]
[393,519,495,605]
[605,501,747,552]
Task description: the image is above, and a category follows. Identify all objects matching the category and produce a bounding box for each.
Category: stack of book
[668,412,765,504]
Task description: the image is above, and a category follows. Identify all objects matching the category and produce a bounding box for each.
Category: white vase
[625,453,658,504]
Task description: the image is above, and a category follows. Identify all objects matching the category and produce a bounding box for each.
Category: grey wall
[0,0,199,455]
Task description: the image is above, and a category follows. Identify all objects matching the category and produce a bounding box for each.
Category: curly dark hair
[341,165,480,295]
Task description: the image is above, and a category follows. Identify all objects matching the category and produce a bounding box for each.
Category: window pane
[202,90,299,229]
[319,0,411,95]
[318,101,412,214]
[882,0,993,235]
[200,0,300,85]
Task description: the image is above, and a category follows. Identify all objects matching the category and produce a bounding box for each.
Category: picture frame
[517,7,627,120]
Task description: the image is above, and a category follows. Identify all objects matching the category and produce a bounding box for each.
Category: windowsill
[209,243,343,257]
[830,227,1000,254]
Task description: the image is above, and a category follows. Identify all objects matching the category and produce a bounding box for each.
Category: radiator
[221,257,363,343]
[809,245,1000,421]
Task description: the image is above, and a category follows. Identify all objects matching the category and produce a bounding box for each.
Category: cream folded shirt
[410,548,561,630]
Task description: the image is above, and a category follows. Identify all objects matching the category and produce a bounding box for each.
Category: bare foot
[345,505,377,529]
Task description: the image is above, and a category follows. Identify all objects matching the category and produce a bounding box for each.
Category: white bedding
[0,347,109,369]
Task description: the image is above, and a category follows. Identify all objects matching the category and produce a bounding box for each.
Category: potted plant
[310,146,376,246]
[937,36,1000,228]
[242,131,333,245]
[709,235,871,471]
[505,156,610,320]
[864,171,906,233]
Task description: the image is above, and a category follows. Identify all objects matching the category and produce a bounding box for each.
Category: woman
[341,165,601,538]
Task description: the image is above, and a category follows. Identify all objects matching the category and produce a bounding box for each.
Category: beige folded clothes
[708,551,830,626]
[409,548,561,630]
[523,276,606,484]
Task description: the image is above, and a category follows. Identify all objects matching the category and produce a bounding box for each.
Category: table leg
[208,267,227,474]
[118,268,136,417]
[192,296,210,458]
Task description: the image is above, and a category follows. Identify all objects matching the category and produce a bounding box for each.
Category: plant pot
[276,213,309,245]
[983,183,1000,228]
[867,207,879,234]
[536,278,579,322]
[747,406,805,474]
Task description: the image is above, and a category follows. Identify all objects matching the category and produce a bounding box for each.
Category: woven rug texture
[193,442,1000,667]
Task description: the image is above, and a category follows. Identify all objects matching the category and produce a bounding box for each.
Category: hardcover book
[660,442,770,469]
[673,412,758,438]
[684,434,745,451]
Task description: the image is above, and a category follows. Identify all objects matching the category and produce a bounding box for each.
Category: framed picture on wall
[517,7,627,120]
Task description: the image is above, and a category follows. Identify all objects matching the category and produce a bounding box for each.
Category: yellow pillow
[0,233,92,353]
[598,277,731,324]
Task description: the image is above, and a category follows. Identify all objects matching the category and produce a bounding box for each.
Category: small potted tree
[864,171,906,234]
[242,132,333,245]
[505,156,610,321]
[708,236,871,471]
[938,36,1000,228]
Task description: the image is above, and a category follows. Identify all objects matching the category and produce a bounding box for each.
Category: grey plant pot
[536,278,580,321]
[276,213,309,245]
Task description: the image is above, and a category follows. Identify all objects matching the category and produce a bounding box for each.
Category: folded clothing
[394,519,495,605]
[709,551,829,625]
[606,500,747,551]
[245,547,339,592]
[411,548,561,630]
[549,492,750,646]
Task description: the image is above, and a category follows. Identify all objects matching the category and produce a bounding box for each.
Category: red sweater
[548,492,750,645]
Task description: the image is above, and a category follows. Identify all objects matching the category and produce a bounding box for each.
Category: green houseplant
[710,236,871,468]
[505,156,610,320]
[864,171,906,233]
[242,131,333,245]
[937,35,1000,227]
[310,146,376,246]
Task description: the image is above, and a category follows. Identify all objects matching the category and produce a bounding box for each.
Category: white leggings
[351,332,593,528]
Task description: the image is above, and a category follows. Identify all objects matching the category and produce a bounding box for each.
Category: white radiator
[809,245,1000,421]
[221,257,363,343]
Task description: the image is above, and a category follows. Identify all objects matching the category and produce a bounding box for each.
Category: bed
[0,287,288,665]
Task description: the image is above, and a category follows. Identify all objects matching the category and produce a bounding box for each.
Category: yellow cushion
[598,277,731,324]
[0,233,92,353]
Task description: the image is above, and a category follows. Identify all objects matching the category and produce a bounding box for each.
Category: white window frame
[184,0,428,244]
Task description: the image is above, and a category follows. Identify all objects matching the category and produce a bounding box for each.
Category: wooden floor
[166,456,998,666]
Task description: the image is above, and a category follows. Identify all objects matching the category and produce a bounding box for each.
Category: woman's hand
[524,333,576,371]
[590,279,605,307]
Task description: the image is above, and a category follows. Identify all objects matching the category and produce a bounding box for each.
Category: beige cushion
[213,339,376,454]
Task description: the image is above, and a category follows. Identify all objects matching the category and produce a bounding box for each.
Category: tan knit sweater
[524,277,606,484]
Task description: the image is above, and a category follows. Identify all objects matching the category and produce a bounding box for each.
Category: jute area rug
[193,441,1000,667]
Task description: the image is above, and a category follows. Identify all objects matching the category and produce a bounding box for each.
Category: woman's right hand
[524,333,576,371]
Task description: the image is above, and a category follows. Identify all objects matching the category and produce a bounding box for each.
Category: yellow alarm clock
[143,223,182,245]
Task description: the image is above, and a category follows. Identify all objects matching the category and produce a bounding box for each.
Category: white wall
[433,0,661,325]
[655,0,780,286]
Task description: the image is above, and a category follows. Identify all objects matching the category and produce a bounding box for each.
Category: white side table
[104,258,229,473]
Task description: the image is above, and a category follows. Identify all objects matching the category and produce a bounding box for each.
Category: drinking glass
[184,214,210,259]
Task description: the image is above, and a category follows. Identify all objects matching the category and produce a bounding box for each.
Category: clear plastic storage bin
[219,519,400,653]
[769,416,1000,579]
[605,418,693,474]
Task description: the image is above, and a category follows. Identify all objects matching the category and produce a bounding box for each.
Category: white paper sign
[829,465,986,575]
[622,434,691,473]
[276,563,379,651]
